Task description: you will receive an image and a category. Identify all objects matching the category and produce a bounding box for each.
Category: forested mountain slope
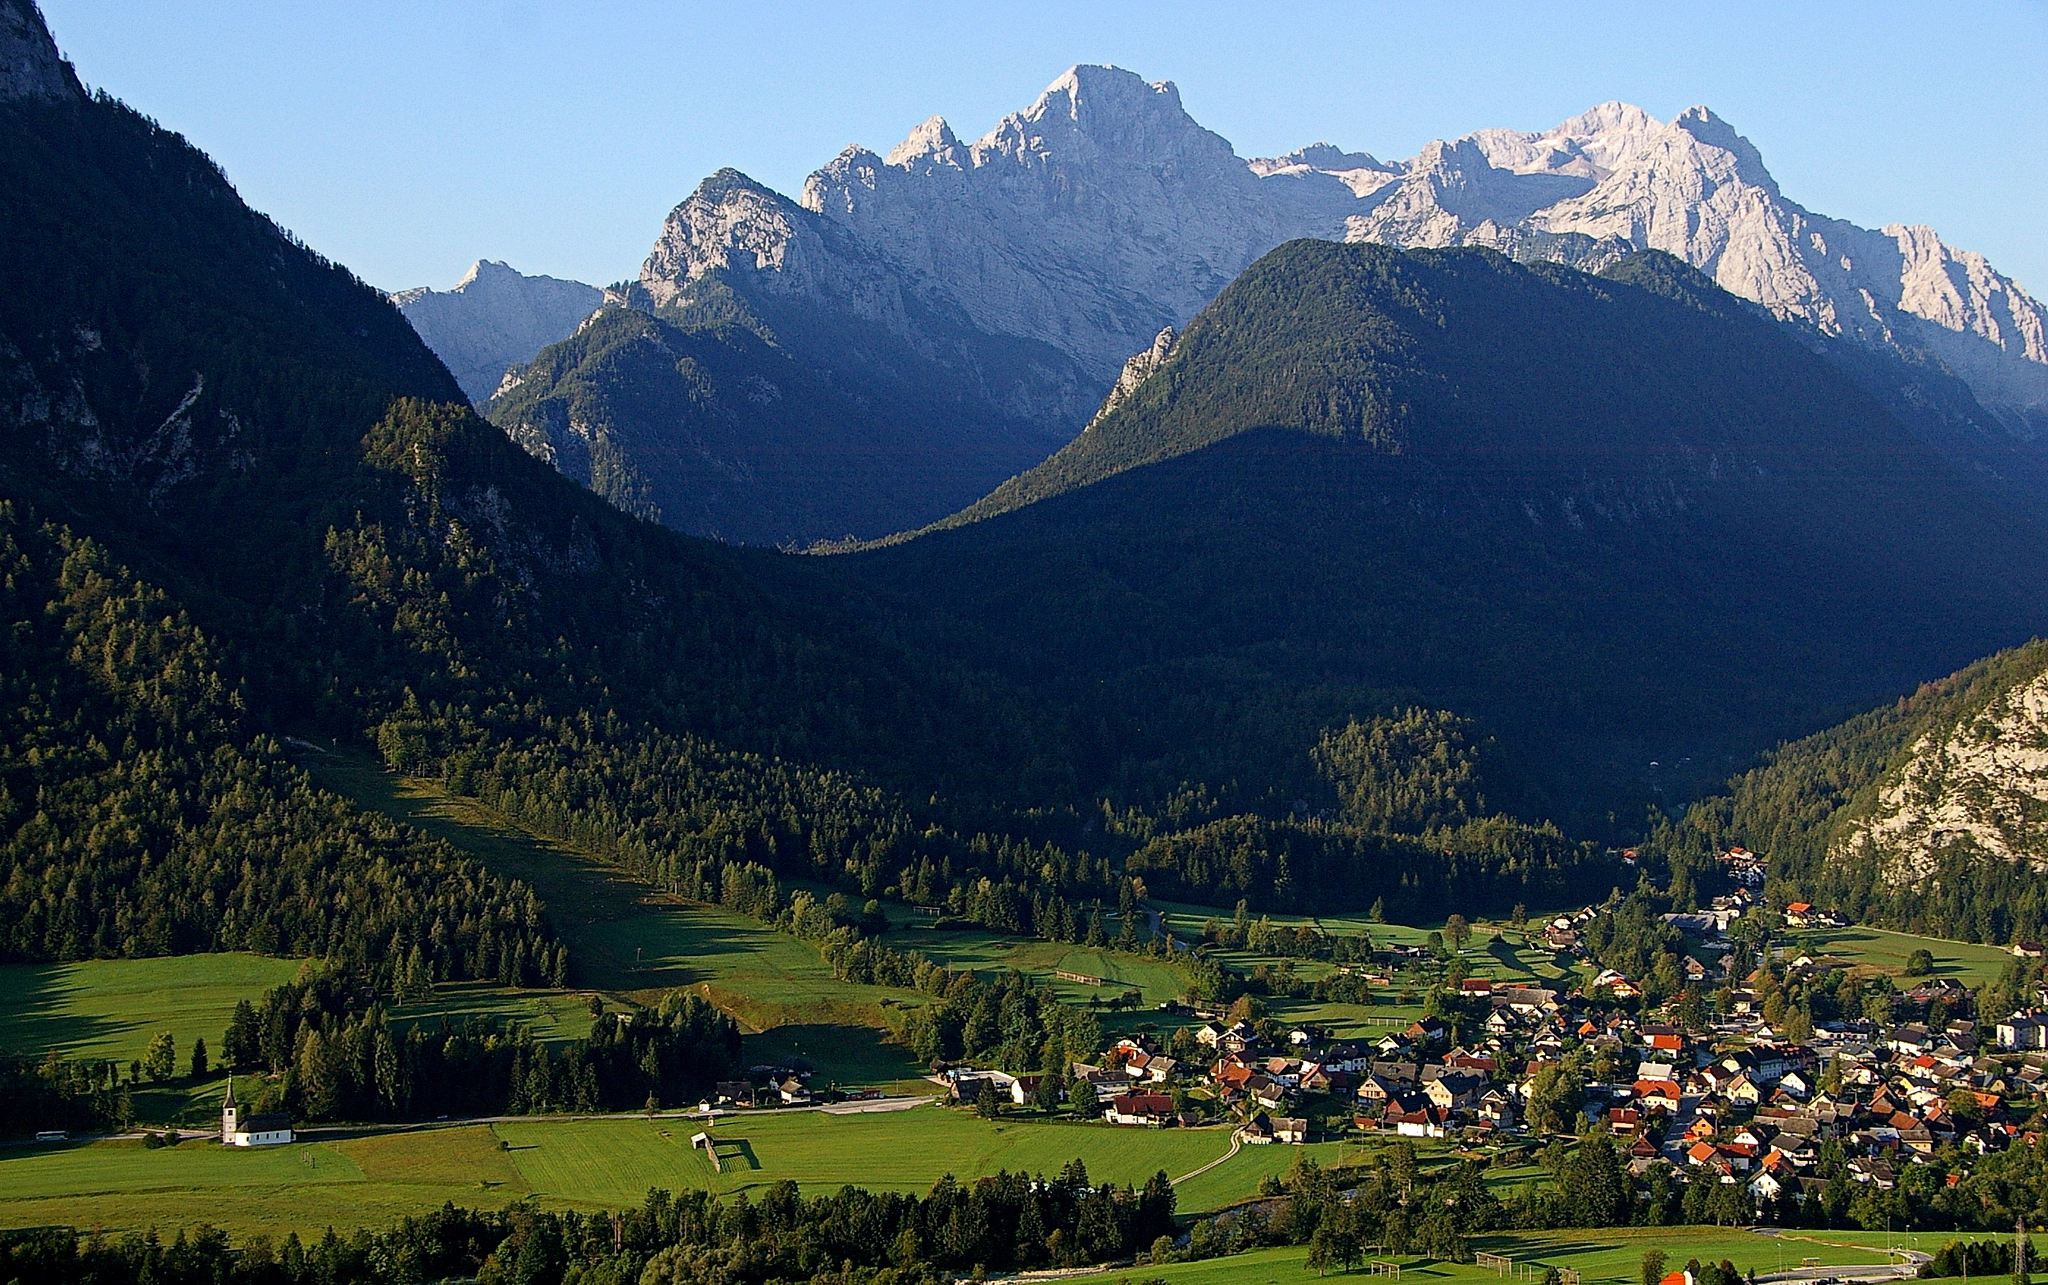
[0,3,1090,974]
[482,169,1080,546]
[488,293,1066,545]
[0,0,1621,949]
[842,242,2048,824]
[1668,642,2048,944]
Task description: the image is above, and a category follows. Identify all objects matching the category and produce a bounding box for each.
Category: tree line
[0,508,561,987]
[0,1163,1174,1285]
[218,976,740,1123]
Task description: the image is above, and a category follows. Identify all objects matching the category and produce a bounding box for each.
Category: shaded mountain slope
[840,242,2048,821]
[477,168,1085,546]
[489,297,1066,545]
[0,3,1099,980]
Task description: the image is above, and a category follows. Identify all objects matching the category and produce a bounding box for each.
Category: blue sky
[39,1,2048,296]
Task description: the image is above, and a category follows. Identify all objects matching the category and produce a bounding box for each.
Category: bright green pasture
[0,953,304,1067]
[0,1108,1346,1235]
[0,1125,535,1237]
[493,1107,1297,1209]
[0,953,612,1128]
[304,747,930,1033]
[1785,924,2013,987]
[890,928,1190,1005]
[1117,1228,1891,1285]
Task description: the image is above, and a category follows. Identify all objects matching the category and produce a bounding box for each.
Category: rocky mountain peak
[1,0,81,103]
[643,167,816,307]
[1668,104,1780,196]
[608,72,2047,448]
[883,114,963,169]
[1468,100,1658,178]
[392,260,602,404]
[967,64,1237,172]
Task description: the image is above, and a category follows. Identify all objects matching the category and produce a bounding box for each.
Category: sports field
[494,1105,1363,1211]
[0,1105,1356,1236]
[1118,1228,1896,1285]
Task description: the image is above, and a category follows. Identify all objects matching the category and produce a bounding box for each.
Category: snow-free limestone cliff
[392,261,602,405]
[644,68,2048,437]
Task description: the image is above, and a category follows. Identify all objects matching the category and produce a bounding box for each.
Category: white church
[220,1078,294,1147]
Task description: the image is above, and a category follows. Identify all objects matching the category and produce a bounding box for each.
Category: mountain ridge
[392,260,603,404]
[438,66,2048,543]
[659,67,2047,436]
[838,239,2048,820]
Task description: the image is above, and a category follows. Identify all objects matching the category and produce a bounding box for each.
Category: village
[892,857,2048,1223]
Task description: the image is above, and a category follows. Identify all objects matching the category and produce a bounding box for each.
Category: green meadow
[0,1125,534,1239]
[304,747,933,1034]
[1119,1228,1895,1285]
[1784,923,2014,987]
[0,1106,1360,1237]
[0,953,304,1068]
[0,954,611,1127]
[889,927,1191,1006]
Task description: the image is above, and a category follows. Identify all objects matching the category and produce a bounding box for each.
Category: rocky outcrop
[1084,326,1175,431]
[0,0,78,103]
[1835,663,2048,879]
[393,260,601,404]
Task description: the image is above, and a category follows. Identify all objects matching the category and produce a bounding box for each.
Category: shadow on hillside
[0,963,125,1063]
[742,1024,922,1088]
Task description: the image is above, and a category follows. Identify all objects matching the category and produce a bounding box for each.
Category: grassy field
[0,953,305,1067]
[386,980,599,1045]
[0,954,613,1127]
[0,1126,539,1237]
[1115,1228,1895,1285]
[304,746,932,1036]
[1785,924,2014,987]
[890,928,1191,1006]
[495,1106,1361,1213]
[0,1105,1362,1235]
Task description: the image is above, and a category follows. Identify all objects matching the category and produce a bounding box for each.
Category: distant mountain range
[397,66,2048,543]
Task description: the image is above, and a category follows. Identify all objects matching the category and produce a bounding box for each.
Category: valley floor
[0,1106,1343,1237]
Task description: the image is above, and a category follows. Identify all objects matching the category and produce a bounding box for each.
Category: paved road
[1750,1229,1930,1284]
